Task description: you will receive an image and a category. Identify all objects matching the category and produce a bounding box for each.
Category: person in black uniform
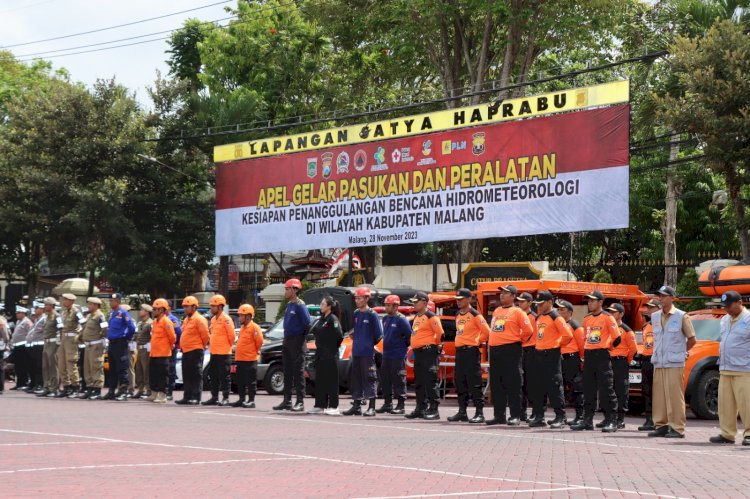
[308,296,344,415]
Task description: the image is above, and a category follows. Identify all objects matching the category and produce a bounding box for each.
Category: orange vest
[209,312,236,355]
[489,306,534,346]
[610,323,637,363]
[180,313,209,353]
[235,321,264,361]
[535,312,573,350]
[150,315,176,358]
[455,308,490,347]
[641,323,654,356]
[583,312,621,350]
[410,312,443,348]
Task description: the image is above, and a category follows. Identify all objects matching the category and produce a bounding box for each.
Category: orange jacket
[641,322,654,356]
[489,306,534,346]
[180,313,209,353]
[410,311,443,348]
[561,320,586,357]
[235,321,264,361]
[522,312,538,347]
[209,312,236,355]
[455,308,490,347]
[610,323,637,363]
[150,315,176,358]
[583,312,621,350]
[535,312,574,350]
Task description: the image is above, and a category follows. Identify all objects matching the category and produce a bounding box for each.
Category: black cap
[454,288,472,300]
[499,284,518,295]
[606,303,625,314]
[645,299,661,308]
[555,299,574,312]
[516,292,534,302]
[111,293,123,300]
[721,290,742,306]
[656,285,676,297]
[585,290,605,301]
[533,291,554,304]
[410,291,430,303]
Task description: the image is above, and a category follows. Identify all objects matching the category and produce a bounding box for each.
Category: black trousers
[314,356,339,409]
[582,349,618,421]
[535,348,566,417]
[561,352,584,412]
[11,345,29,387]
[107,338,130,392]
[168,347,178,394]
[350,355,377,401]
[208,353,231,398]
[282,335,306,402]
[522,346,540,416]
[455,346,483,410]
[611,356,630,419]
[149,357,169,393]
[182,349,204,401]
[413,346,440,409]
[489,343,523,419]
[236,360,258,401]
[641,355,654,416]
[380,357,407,401]
[28,345,44,388]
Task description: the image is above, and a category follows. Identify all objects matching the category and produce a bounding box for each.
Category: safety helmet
[354,287,371,298]
[284,278,302,290]
[152,298,170,310]
[238,304,255,316]
[384,294,400,305]
[182,296,200,307]
[209,294,227,306]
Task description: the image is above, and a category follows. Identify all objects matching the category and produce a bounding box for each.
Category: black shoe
[404,409,424,419]
[520,413,529,422]
[648,426,670,437]
[175,398,189,405]
[528,417,547,428]
[67,387,80,399]
[469,409,485,424]
[230,399,245,408]
[390,400,406,415]
[616,419,625,429]
[273,400,292,411]
[664,428,684,438]
[638,419,655,431]
[201,397,219,406]
[601,420,618,433]
[375,403,393,414]
[595,420,605,428]
[548,416,567,429]
[485,417,506,426]
[290,401,304,412]
[55,387,70,398]
[101,391,116,401]
[115,392,129,401]
[447,411,469,422]
[35,389,49,397]
[363,399,376,417]
[218,398,230,407]
[89,389,103,401]
[709,435,734,444]
[570,421,594,431]
[187,399,200,405]
[77,389,91,400]
[46,390,57,398]
[743,436,750,446]
[242,401,256,408]
[507,417,521,426]
[166,394,173,401]
[343,401,362,416]
[423,408,440,420]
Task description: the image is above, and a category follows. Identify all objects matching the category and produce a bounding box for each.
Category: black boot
[390,397,405,415]
[67,386,80,399]
[548,414,567,429]
[115,389,129,401]
[447,407,469,422]
[55,386,70,398]
[375,398,392,414]
[616,416,625,429]
[570,419,594,431]
[342,400,362,416]
[90,388,103,400]
[638,417,655,431]
[273,399,292,411]
[77,388,92,400]
[404,406,425,419]
[601,418,618,433]
[35,388,49,397]
[571,408,584,426]
[363,398,376,417]
[201,397,219,406]
[468,407,485,424]
[101,389,116,401]
[423,402,440,420]
[231,398,245,408]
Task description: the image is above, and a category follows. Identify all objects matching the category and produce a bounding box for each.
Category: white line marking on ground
[0,427,690,498]
[0,441,108,447]
[0,457,307,474]
[353,486,587,498]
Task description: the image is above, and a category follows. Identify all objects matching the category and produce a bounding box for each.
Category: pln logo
[442,140,467,155]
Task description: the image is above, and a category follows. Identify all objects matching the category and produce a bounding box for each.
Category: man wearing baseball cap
[556,299,586,426]
[274,279,311,412]
[405,291,444,420]
[638,299,661,431]
[517,292,539,422]
[710,291,750,446]
[105,293,136,401]
[606,303,637,429]
[79,297,109,400]
[56,293,84,398]
[9,306,33,391]
[648,285,696,438]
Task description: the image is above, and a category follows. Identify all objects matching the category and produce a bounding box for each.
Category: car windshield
[692,319,721,341]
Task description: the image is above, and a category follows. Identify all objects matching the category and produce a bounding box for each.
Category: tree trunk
[87,266,96,297]
[728,181,750,260]
[460,239,484,266]
[663,133,681,288]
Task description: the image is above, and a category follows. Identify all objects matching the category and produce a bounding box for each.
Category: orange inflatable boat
[698,264,750,296]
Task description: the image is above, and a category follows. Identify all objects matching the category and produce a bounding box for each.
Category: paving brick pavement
[0,387,748,498]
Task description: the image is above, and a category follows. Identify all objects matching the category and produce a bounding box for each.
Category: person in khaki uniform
[37,297,61,397]
[78,297,109,400]
[710,291,750,446]
[133,304,153,399]
[56,293,84,398]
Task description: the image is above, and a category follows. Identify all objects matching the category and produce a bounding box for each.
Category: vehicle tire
[691,370,720,420]
[264,363,284,395]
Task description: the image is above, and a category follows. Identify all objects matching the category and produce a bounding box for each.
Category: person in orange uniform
[149,298,176,404]
[176,296,209,406]
[202,294,236,406]
[638,299,661,431]
[405,291,444,420]
[448,288,490,424]
[606,303,638,429]
[556,299,586,426]
[570,291,622,432]
[487,285,534,426]
[232,304,263,408]
[531,291,574,428]
[516,292,539,423]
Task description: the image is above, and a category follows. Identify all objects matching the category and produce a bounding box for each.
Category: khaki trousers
[57,336,80,386]
[653,367,686,434]
[135,349,150,392]
[719,371,750,441]
[83,343,105,388]
[128,346,136,391]
[42,342,59,390]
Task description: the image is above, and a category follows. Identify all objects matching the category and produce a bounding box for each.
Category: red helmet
[354,287,371,298]
[284,278,302,290]
[384,294,400,305]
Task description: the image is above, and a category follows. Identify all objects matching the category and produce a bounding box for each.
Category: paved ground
[0,387,748,498]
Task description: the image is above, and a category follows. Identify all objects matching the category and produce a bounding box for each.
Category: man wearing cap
[606,303,637,429]
[274,279,312,412]
[637,299,661,431]
[38,297,61,397]
[25,301,47,394]
[203,295,236,407]
[406,291,444,420]
[377,295,411,415]
[648,285,696,438]
[78,297,109,400]
[448,288,491,424]
[487,285,534,426]
[710,291,750,446]
[9,306,33,390]
[56,293,83,398]
[178,296,209,405]
[103,293,136,401]
[166,309,183,401]
[556,299,586,426]
[516,292,539,423]
[0,305,10,394]
[531,291,573,428]
[570,290,621,432]
[133,304,153,399]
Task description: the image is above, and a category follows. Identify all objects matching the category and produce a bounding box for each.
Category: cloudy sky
[0,0,234,107]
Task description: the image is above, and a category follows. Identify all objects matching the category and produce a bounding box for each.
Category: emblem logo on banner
[472,132,486,156]
[372,147,388,172]
[321,152,333,178]
[354,149,367,171]
[336,152,350,174]
[307,158,318,178]
[391,149,401,163]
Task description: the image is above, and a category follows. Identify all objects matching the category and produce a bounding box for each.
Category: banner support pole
[347,247,354,286]
[432,244,438,292]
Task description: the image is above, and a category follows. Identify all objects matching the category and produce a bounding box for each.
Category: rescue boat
[698,264,750,296]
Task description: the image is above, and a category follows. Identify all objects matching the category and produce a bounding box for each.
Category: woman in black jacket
[307,296,344,415]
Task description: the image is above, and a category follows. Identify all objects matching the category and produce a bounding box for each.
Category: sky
[0,0,235,107]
